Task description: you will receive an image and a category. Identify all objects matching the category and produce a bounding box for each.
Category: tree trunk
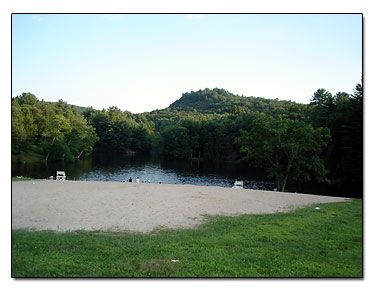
[45,151,50,161]
[77,149,85,160]
[276,179,281,192]
[281,176,288,192]
[281,159,293,192]
[270,157,281,191]
[45,129,60,161]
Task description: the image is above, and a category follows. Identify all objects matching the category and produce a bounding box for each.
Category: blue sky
[12,14,362,113]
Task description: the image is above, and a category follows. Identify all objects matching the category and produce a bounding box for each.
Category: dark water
[12,154,275,190]
[12,153,342,195]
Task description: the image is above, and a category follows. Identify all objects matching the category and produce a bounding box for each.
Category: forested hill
[12,83,363,196]
[168,88,310,119]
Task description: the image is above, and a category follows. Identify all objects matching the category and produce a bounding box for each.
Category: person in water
[129,177,132,182]
[136,177,140,183]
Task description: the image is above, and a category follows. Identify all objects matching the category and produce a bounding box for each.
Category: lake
[12,153,339,195]
[12,154,275,190]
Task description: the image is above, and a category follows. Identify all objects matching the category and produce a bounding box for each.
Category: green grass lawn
[12,199,362,278]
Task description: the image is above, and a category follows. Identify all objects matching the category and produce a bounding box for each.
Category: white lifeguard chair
[233,180,243,188]
[56,171,66,180]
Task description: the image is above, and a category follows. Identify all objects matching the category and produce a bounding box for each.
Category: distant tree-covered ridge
[168,88,311,121]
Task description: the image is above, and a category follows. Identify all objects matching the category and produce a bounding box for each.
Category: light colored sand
[12,180,350,233]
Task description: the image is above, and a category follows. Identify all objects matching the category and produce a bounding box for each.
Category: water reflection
[12,153,274,190]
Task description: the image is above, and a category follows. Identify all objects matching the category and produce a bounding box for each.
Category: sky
[12,13,362,113]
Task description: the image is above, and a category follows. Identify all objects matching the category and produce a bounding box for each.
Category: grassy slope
[12,199,362,278]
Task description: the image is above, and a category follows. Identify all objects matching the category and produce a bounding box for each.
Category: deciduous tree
[235,115,330,192]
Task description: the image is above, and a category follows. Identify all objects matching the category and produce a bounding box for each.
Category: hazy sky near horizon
[12,14,362,113]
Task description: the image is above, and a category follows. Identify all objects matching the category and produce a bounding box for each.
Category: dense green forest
[12,93,98,162]
[11,84,363,196]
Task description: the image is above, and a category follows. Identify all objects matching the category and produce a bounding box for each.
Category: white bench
[233,180,243,188]
[56,171,66,180]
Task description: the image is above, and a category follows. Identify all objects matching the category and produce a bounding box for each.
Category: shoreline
[12,180,350,233]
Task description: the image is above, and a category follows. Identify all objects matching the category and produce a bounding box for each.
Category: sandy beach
[12,180,350,233]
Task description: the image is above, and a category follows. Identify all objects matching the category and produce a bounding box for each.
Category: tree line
[12,93,98,162]
[12,83,363,196]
